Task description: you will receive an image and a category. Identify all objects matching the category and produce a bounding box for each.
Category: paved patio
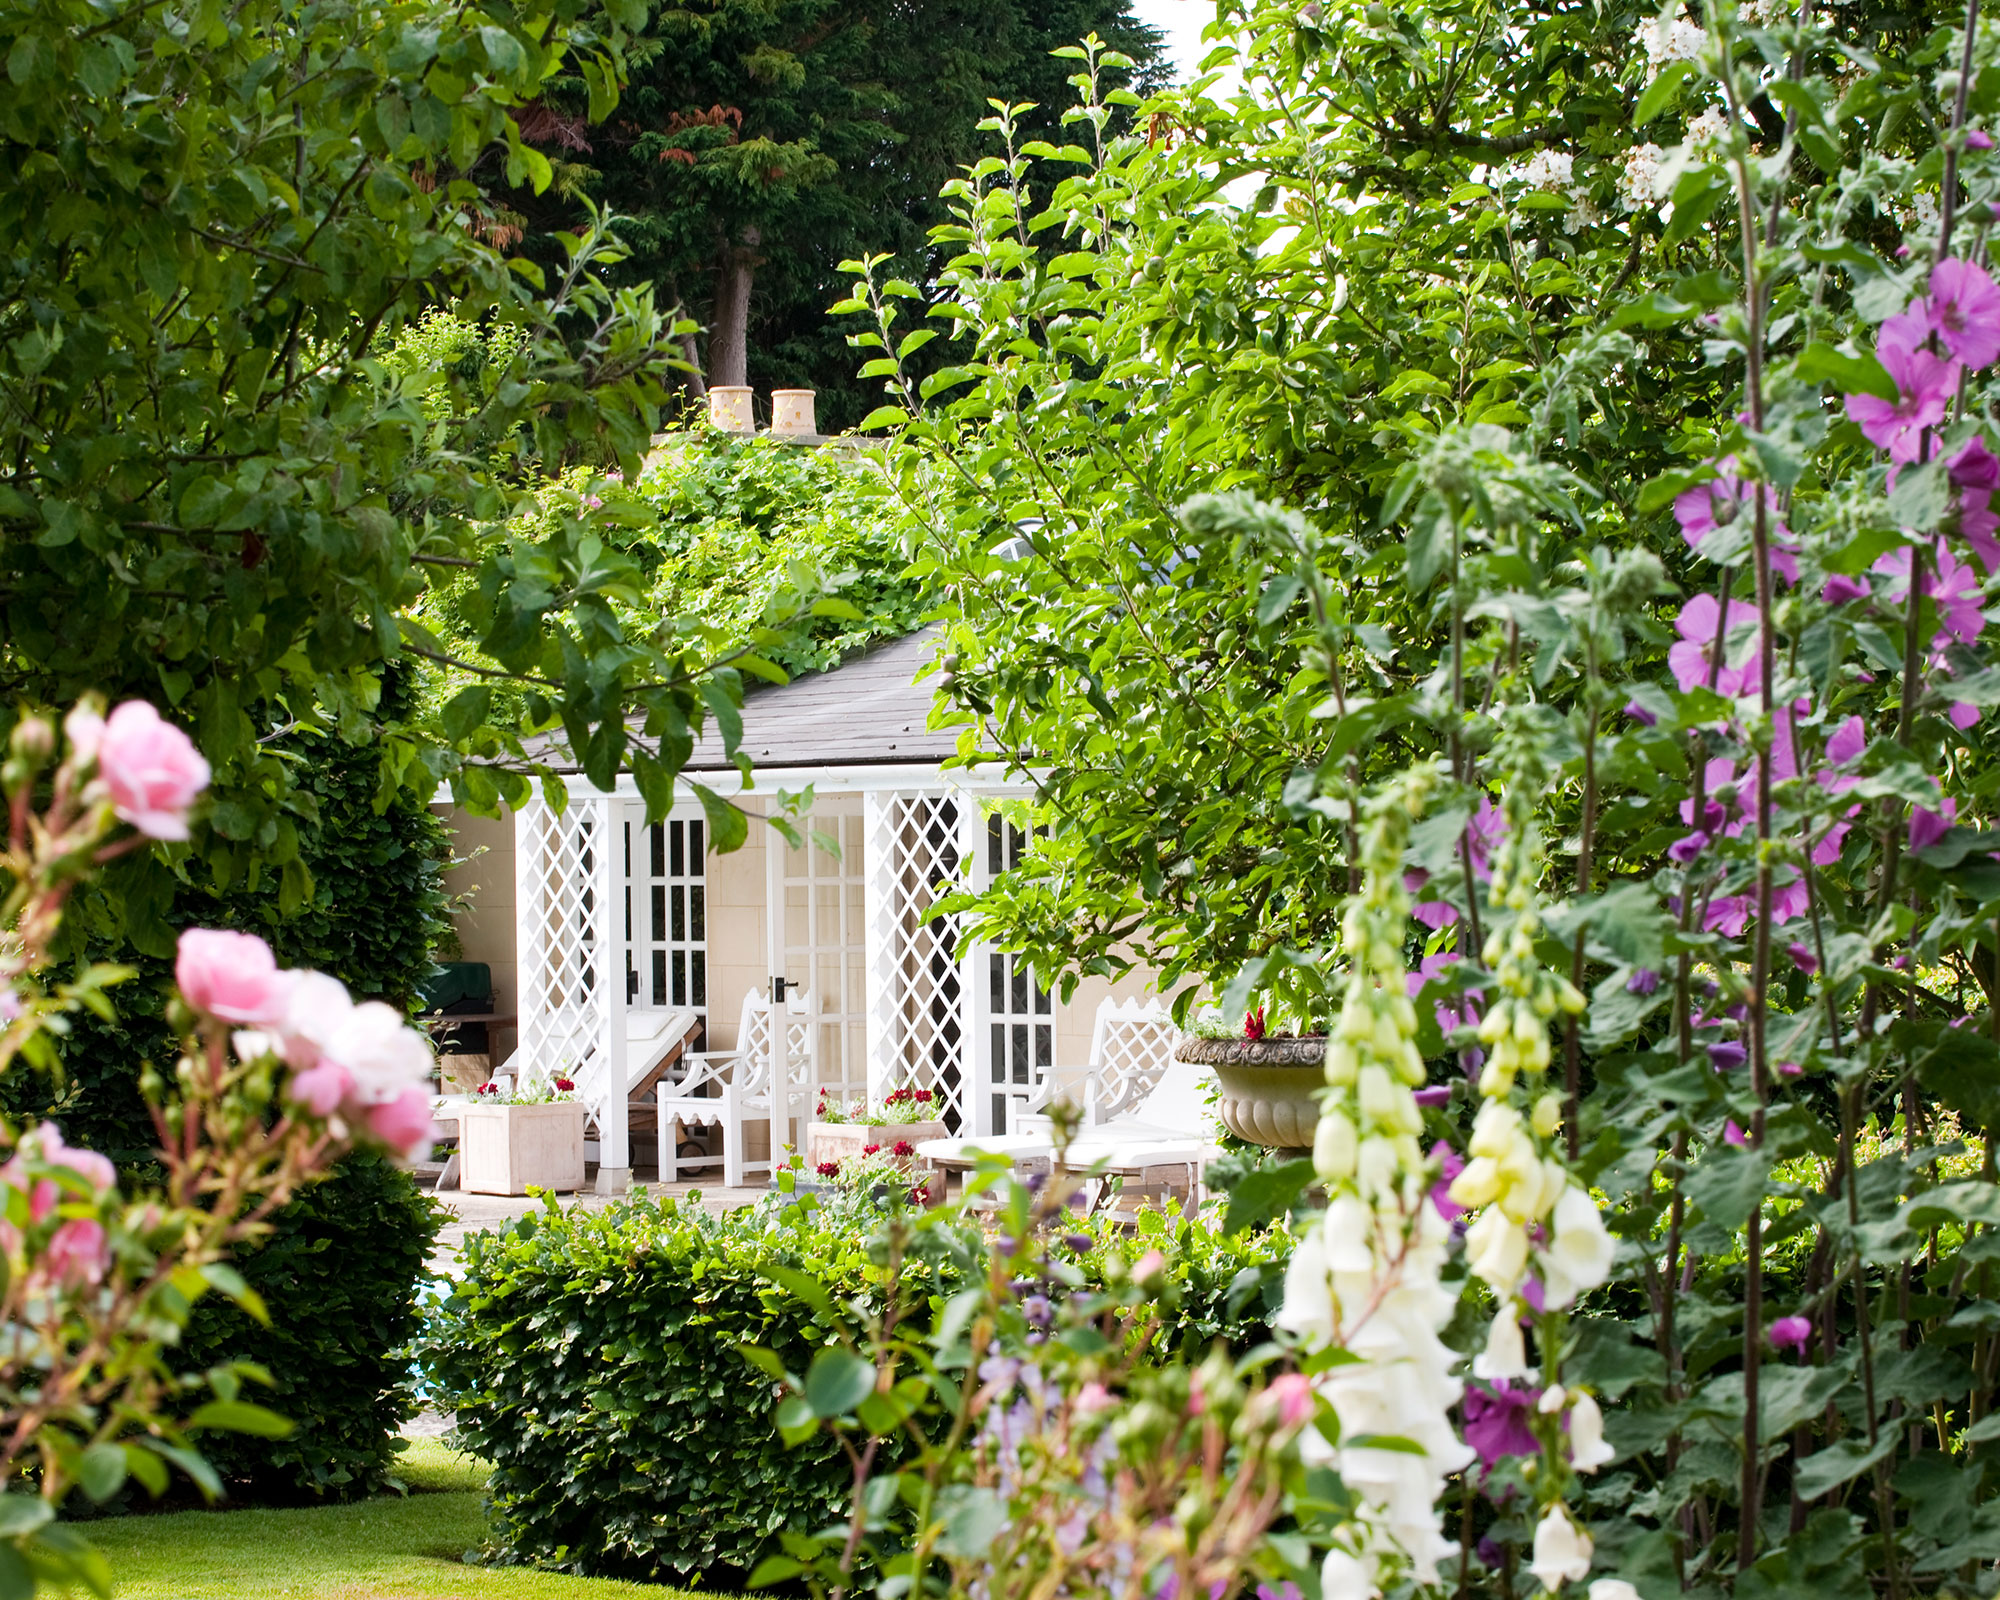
[423,1174,772,1279]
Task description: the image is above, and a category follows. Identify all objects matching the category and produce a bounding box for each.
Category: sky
[1128,0,1214,85]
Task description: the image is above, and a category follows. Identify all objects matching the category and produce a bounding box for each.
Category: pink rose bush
[0,693,439,1542]
[175,929,436,1159]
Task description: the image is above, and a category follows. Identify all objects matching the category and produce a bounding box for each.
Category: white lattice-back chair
[655,991,816,1187]
[1004,997,1177,1135]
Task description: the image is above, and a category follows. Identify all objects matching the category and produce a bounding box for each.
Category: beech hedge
[415,1191,1292,1586]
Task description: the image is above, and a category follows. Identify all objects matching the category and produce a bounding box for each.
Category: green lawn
[85,1439,721,1600]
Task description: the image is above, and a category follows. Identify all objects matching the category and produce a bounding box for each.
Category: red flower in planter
[553,1077,575,1093]
[815,1161,841,1179]
[863,1143,881,1156]
[913,1088,932,1103]
[893,1140,915,1157]
[476,1082,498,1097]
[1244,1007,1266,1041]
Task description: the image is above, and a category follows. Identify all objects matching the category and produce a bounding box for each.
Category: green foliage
[176,1153,443,1502]
[835,1,2000,1590]
[0,0,769,957]
[415,1191,1289,1584]
[492,0,1166,425]
[417,434,929,718]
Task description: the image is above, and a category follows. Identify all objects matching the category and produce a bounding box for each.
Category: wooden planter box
[807,1119,948,1169]
[460,1101,587,1196]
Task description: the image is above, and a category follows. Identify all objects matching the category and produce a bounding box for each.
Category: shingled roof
[544,626,958,776]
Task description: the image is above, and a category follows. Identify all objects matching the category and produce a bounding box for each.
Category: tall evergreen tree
[509,0,1165,429]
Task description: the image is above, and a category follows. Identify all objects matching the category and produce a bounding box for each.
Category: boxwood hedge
[416,1191,1292,1587]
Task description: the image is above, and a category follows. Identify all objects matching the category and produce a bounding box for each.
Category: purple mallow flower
[1668,831,1710,865]
[1708,1041,1748,1071]
[1626,968,1660,995]
[1768,1315,1812,1353]
[1822,573,1870,605]
[1787,942,1818,975]
[1624,700,1657,727]
[1463,1381,1542,1470]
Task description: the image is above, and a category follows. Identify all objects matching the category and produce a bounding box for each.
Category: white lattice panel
[864,791,968,1132]
[512,790,628,1176]
[1090,999,1177,1120]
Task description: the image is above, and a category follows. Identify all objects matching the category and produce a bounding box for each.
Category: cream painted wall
[432,805,518,1061]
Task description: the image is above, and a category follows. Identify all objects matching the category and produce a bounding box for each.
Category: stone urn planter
[807,1120,948,1168]
[459,1101,587,1196]
[1174,1035,1327,1155]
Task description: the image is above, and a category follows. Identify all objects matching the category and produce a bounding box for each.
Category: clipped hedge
[416,1193,1292,1587]
[178,1151,442,1500]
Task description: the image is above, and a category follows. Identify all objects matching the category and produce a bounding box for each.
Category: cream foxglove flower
[1589,1581,1640,1600]
[1474,1304,1532,1381]
[1531,1503,1594,1592]
[1539,1185,1616,1308]
[1322,1548,1379,1600]
[1569,1392,1615,1473]
[1465,1207,1530,1292]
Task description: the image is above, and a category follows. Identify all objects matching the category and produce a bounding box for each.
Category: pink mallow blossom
[1949,435,2000,574]
[1911,797,1958,853]
[1768,1315,1813,1353]
[176,929,295,1026]
[1927,258,2000,368]
[1463,1381,1542,1471]
[1846,306,1960,464]
[94,701,211,841]
[1674,462,1798,583]
[1669,593,1761,696]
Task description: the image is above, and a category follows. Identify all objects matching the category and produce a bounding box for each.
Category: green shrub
[178,1151,443,1500]
[415,1191,1291,1586]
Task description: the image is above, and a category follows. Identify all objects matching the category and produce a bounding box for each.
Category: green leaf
[76,1445,127,1504]
[1222,1158,1317,1235]
[1634,61,1694,126]
[1685,1145,1774,1230]
[934,1485,1008,1559]
[1792,1432,1899,1500]
[1257,575,1303,623]
[803,1347,876,1418]
[1795,341,1897,402]
[187,1400,295,1439]
[692,784,749,855]
[0,1497,51,1539]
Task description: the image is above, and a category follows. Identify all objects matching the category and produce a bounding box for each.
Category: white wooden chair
[919,998,1200,1180]
[656,992,815,1187]
[1005,997,1179,1134]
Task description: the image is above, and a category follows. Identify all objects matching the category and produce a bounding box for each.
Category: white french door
[768,802,869,1105]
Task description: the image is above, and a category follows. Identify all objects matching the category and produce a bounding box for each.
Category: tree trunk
[706,225,761,389]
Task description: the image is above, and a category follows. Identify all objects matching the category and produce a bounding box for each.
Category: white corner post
[594,792,631,1196]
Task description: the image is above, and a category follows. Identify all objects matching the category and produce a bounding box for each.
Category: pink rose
[1266,1372,1315,1429]
[322,1002,433,1105]
[44,1218,109,1286]
[286,1061,354,1117]
[63,704,105,765]
[274,970,354,1068]
[35,1125,115,1194]
[96,702,210,840]
[365,1088,437,1160]
[175,929,294,1026]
